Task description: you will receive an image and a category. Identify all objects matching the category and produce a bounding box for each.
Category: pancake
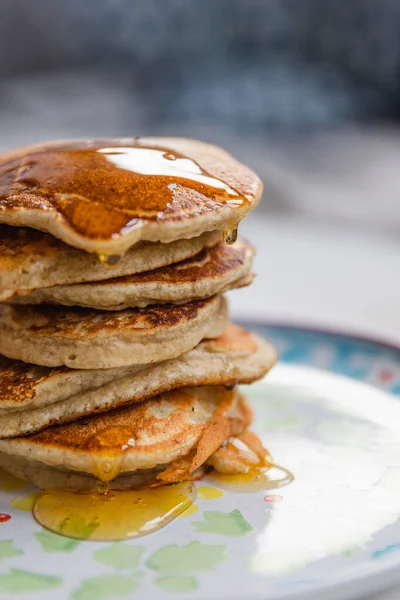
[10,238,254,310]
[0,387,259,490]
[0,354,134,412]
[0,325,276,437]
[0,225,219,302]
[0,137,262,255]
[0,295,228,369]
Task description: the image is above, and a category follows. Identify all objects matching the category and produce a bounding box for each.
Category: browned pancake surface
[2,299,211,339]
[13,387,236,455]
[0,138,261,253]
[0,355,64,405]
[0,225,61,262]
[92,239,253,287]
[0,324,275,419]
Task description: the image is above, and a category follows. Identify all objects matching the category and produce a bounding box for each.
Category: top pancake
[0,137,262,255]
[0,225,219,301]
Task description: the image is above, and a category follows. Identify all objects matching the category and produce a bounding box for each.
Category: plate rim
[238,318,400,354]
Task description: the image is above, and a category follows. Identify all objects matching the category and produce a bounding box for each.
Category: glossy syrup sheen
[208,466,294,493]
[85,425,136,484]
[1,141,249,241]
[33,483,195,542]
[207,437,294,493]
[32,423,196,542]
[31,429,290,540]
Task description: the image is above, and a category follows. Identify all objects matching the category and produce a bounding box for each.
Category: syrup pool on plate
[33,482,195,542]
[208,466,294,493]
[32,423,198,542]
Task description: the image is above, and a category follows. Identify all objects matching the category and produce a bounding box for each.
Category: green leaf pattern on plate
[192,510,254,537]
[0,540,22,562]
[93,543,144,571]
[0,569,61,594]
[72,573,142,600]
[147,541,227,574]
[35,529,80,553]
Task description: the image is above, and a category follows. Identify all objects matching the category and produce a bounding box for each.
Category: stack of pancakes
[0,137,276,492]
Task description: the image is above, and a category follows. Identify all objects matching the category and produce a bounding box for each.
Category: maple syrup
[31,419,196,541]
[208,465,293,493]
[30,423,290,540]
[222,228,238,245]
[85,425,136,484]
[207,436,294,493]
[96,481,110,496]
[1,141,249,243]
[33,482,195,542]
[98,254,121,267]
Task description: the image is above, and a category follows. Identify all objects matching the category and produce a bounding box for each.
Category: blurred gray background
[0,0,399,344]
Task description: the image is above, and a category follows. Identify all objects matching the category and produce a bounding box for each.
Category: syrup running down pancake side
[33,419,198,541]
[0,138,261,256]
[20,386,237,541]
[22,387,292,542]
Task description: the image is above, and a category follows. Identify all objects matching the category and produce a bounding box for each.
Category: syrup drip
[1,141,250,241]
[33,482,195,542]
[222,228,238,245]
[85,425,135,484]
[98,254,121,267]
[97,481,110,496]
